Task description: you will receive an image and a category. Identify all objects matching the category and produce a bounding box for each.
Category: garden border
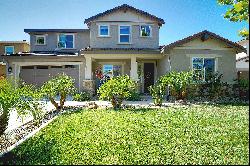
[0,115,59,158]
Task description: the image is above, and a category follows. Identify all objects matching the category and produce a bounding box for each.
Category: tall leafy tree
[218,0,249,38]
[0,78,42,136]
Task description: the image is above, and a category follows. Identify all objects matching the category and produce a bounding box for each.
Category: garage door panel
[20,66,80,89]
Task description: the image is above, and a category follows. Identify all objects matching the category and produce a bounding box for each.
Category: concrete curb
[0,115,58,158]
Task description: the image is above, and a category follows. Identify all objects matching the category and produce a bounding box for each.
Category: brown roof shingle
[162,30,246,53]
[84,4,165,26]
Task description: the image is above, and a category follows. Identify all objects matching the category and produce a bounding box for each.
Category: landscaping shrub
[148,84,166,106]
[167,71,193,100]
[0,78,42,136]
[238,78,249,99]
[126,90,141,101]
[40,74,76,110]
[149,71,193,106]
[238,78,249,90]
[73,91,91,101]
[204,72,224,99]
[98,75,136,109]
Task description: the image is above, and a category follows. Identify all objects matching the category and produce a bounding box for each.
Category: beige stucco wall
[167,38,238,83]
[0,42,30,55]
[89,23,159,49]
[157,55,170,77]
[0,42,29,77]
[89,9,160,49]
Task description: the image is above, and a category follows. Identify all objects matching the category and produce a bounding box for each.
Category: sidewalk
[6,97,173,132]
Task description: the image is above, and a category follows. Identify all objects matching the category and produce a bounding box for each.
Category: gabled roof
[84,4,165,26]
[162,30,246,53]
[24,29,89,33]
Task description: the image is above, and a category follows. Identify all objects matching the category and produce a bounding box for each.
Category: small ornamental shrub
[98,75,136,109]
[238,78,249,99]
[204,72,224,99]
[0,78,42,136]
[167,71,193,100]
[73,91,91,101]
[41,74,76,110]
[149,71,193,105]
[126,89,141,101]
[148,84,166,106]
[238,78,249,90]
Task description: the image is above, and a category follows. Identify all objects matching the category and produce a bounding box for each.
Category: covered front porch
[83,53,163,94]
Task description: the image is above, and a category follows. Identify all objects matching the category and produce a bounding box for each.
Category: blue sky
[0,0,248,45]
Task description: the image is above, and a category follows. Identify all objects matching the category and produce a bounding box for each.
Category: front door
[144,63,154,93]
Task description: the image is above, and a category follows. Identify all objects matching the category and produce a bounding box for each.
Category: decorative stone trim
[0,115,58,157]
[83,80,95,96]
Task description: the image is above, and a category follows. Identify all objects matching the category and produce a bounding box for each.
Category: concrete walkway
[6,97,174,132]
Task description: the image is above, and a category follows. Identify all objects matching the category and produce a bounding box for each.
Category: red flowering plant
[95,66,103,79]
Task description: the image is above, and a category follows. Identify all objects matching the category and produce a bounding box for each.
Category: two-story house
[236,39,249,80]
[1,4,246,94]
[0,41,30,77]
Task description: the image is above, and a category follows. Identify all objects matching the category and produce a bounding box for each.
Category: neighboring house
[236,39,249,80]
[0,4,246,94]
[0,41,30,77]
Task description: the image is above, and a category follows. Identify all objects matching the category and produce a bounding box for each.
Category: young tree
[40,74,76,110]
[218,0,249,38]
[98,75,137,109]
[0,78,41,136]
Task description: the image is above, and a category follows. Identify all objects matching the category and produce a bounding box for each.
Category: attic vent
[201,33,209,41]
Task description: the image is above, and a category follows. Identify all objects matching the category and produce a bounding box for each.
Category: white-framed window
[119,25,131,43]
[35,35,46,45]
[140,25,152,37]
[192,57,216,82]
[5,46,14,55]
[57,34,74,49]
[95,62,124,80]
[99,25,109,37]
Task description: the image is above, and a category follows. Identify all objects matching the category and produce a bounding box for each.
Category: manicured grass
[0,104,249,165]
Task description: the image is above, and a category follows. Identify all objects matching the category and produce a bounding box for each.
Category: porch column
[14,64,20,80]
[85,57,92,80]
[130,56,138,80]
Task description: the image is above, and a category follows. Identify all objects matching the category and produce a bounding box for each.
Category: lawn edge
[0,115,59,158]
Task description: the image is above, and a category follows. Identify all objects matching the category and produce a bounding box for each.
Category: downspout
[166,54,171,101]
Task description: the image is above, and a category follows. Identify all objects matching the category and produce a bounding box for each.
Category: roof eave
[84,4,165,25]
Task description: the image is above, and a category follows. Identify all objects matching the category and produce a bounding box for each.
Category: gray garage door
[20,65,79,88]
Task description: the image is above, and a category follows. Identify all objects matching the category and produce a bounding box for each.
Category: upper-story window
[5,46,14,55]
[119,25,131,43]
[99,25,109,37]
[58,34,74,49]
[35,35,46,45]
[140,25,152,37]
[192,57,216,82]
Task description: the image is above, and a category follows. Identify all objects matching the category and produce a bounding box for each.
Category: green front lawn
[0,104,249,165]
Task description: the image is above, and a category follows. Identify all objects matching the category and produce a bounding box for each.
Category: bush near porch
[0,105,248,165]
[150,71,249,106]
[98,75,137,109]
